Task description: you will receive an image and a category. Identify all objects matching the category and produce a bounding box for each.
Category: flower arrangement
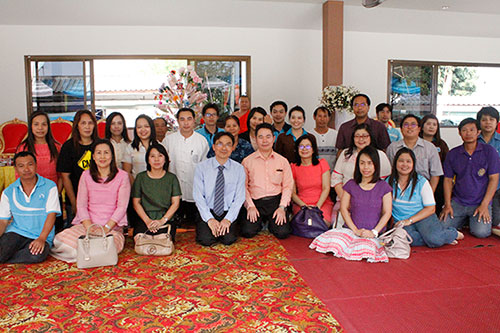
[320,85,360,113]
[155,66,208,129]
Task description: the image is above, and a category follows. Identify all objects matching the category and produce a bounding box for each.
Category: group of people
[0,93,499,264]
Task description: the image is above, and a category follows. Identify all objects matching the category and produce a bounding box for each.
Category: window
[26,55,250,125]
[388,60,500,127]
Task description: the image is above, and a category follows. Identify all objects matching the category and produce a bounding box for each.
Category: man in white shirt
[310,106,338,170]
[163,108,209,226]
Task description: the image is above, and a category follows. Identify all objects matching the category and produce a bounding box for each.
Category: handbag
[77,224,118,269]
[291,206,329,238]
[135,224,174,256]
[379,224,413,259]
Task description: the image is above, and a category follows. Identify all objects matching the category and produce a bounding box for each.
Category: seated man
[241,123,293,239]
[193,132,246,246]
[441,118,500,238]
[0,151,61,263]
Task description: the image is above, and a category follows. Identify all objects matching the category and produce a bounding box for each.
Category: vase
[335,109,354,130]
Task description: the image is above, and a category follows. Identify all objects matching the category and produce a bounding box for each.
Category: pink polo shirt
[241,150,293,208]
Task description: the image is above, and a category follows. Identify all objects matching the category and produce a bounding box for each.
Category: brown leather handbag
[134,224,174,256]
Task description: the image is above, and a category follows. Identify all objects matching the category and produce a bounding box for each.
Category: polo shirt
[387,138,443,180]
[193,157,246,223]
[388,175,435,221]
[272,122,291,141]
[0,175,61,246]
[479,132,500,190]
[196,125,223,148]
[444,142,500,206]
[275,129,316,164]
[335,117,391,151]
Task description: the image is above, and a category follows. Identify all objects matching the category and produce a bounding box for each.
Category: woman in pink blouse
[51,139,131,262]
[17,111,61,185]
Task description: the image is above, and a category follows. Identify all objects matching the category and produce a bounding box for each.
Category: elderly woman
[51,139,130,262]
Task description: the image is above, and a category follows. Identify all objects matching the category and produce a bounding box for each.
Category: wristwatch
[408,218,413,225]
[279,205,286,210]
[371,229,379,238]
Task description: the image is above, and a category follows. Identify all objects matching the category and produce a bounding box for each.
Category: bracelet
[408,218,413,225]
[104,223,111,230]
[279,205,286,210]
[371,229,379,238]
[163,217,168,223]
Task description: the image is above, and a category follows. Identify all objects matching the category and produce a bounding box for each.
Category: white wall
[0,24,322,128]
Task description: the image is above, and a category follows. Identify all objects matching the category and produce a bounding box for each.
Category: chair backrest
[50,117,73,146]
[0,118,28,156]
[97,119,106,139]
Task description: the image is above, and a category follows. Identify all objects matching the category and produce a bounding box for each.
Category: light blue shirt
[196,125,223,148]
[193,157,246,223]
[0,175,61,246]
[387,127,402,142]
[479,132,500,189]
[388,175,435,222]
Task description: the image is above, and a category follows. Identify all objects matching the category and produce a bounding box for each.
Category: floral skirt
[309,228,388,263]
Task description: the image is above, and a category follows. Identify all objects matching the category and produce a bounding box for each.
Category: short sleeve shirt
[389,175,435,221]
[444,142,500,206]
[132,171,182,219]
[56,140,93,195]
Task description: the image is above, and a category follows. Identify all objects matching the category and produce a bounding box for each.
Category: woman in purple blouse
[310,146,393,262]
[51,139,131,262]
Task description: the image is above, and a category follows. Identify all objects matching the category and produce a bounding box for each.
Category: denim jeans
[404,214,458,248]
[492,189,500,227]
[443,200,492,238]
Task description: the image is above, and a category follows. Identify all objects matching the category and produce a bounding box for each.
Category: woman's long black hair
[388,147,419,200]
[18,111,59,161]
[131,114,157,151]
[345,123,376,158]
[105,112,131,143]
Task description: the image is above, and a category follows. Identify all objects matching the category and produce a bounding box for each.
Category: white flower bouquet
[320,85,360,113]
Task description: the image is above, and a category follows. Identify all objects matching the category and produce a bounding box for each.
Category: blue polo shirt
[444,142,500,206]
[285,127,308,141]
[196,125,223,148]
[387,126,402,143]
[388,175,435,221]
[0,175,61,246]
[479,132,500,156]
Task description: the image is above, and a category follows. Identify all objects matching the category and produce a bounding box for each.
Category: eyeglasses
[354,134,370,139]
[354,103,367,107]
[402,123,418,128]
[299,145,312,150]
[204,113,217,118]
[215,142,233,149]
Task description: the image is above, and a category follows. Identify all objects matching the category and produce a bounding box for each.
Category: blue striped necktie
[213,165,225,216]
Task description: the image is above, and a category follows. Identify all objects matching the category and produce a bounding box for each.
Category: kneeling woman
[388,147,463,247]
[51,139,131,262]
[310,146,393,262]
[132,143,181,242]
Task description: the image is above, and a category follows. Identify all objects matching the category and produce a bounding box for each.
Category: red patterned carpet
[0,232,342,332]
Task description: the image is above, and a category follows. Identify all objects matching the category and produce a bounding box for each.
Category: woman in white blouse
[105,112,131,169]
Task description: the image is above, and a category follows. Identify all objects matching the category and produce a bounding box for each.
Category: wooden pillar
[323,0,343,88]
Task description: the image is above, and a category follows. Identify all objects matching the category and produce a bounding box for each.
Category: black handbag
[291,206,329,238]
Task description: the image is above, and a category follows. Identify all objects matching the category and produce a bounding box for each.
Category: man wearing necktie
[193,132,246,246]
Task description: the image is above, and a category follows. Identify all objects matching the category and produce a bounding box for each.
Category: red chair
[50,117,73,145]
[97,119,106,138]
[0,118,28,157]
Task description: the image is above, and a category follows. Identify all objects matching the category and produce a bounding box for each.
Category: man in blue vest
[0,151,61,263]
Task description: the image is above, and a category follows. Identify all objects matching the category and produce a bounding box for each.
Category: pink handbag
[379,225,413,259]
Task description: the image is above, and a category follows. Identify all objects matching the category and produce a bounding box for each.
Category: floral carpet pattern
[0,232,342,332]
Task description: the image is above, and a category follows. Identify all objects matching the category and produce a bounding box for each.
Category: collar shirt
[444,142,500,206]
[193,157,246,223]
[196,125,223,148]
[163,131,209,202]
[272,122,291,142]
[123,143,147,177]
[387,137,443,180]
[241,150,293,208]
[0,175,61,246]
[335,117,391,151]
[110,138,129,169]
[479,132,500,156]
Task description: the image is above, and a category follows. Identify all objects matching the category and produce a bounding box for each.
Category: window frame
[387,59,500,127]
[24,54,251,118]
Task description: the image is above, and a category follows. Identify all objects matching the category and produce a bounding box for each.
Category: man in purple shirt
[440,118,500,238]
[335,94,390,151]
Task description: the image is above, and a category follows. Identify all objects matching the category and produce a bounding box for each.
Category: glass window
[389,60,500,127]
[25,56,250,125]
